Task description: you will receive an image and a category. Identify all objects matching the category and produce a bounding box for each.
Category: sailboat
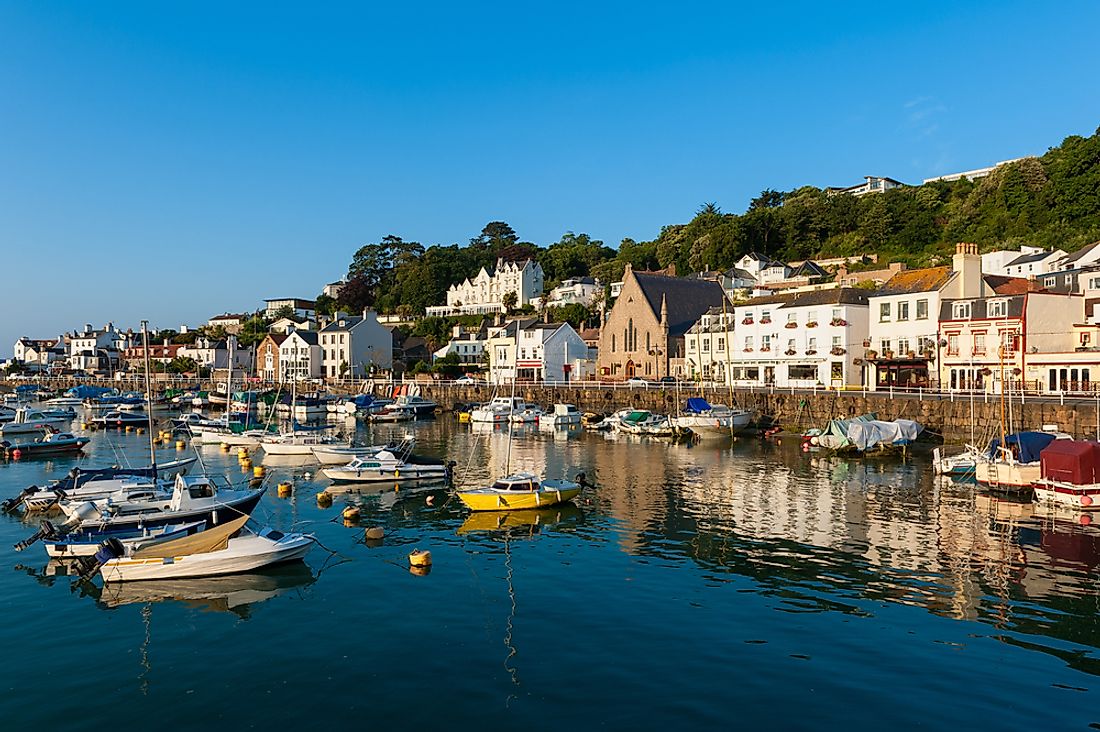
[456,377,587,512]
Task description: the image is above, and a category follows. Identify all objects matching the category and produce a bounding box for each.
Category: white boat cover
[845,419,922,450]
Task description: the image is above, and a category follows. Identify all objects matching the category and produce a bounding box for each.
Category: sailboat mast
[505,369,517,475]
[722,294,735,435]
[140,321,157,475]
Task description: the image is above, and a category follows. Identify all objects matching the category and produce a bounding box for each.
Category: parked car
[626,378,650,387]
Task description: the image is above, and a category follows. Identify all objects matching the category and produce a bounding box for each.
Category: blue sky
[2,1,1098,356]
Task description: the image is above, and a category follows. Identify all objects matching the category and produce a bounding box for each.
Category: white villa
[427,258,544,317]
[179,336,253,371]
[66,323,132,373]
[540,276,602,308]
[264,298,317,320]
[684,306,736,383]
[317,310,393,378]
[433,324,488,365]
[12,337,65,372]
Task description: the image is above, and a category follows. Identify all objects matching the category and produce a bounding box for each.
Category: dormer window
[952,301,972,319]
[987,299,1008,318]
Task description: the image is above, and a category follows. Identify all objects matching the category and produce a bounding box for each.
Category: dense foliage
[325,127,1100,314]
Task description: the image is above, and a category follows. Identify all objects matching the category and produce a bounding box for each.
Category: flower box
[805,349,817,356]
[784,349,796,356]
[744,348,754,352]
[883,350,894,359]
[742,319,754,325]
[784,322,798,329]
[760,317,772,324]
[865,349,878,359]
[830,347,847,356]
[760,346,771,352]
[830,318,847,327]
[806,321,818,328]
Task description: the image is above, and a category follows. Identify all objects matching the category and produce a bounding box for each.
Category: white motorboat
[670,398,754,438]
[371,404,416,422]
[311,443,392,465]
[509,406,544,424]
[322,443,451,484]
[89,410,148,430]
[0,407,73,436]
[16,458,197,512]
[470,397,534,423]
[975,430,1071,490]
[261,429,341,456]
[615,410,673,437]
[44,396,84,407]
[86,515,315,582]
[539,403,582,429]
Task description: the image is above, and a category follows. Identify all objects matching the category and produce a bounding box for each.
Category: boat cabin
[492,474,541,491]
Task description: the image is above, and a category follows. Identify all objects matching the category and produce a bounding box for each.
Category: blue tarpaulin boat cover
[987,431,1059,464]
[685,398,712,413]
[65,385,116,399]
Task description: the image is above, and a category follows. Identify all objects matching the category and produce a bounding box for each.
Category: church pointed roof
[631,272,728,338]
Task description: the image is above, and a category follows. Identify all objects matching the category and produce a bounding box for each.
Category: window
[646,332,651,352]
[761,334,772,350]
[916,299,929,320]
[879,302,891,322]
[898,302,909,321]
[988,299,1007,318]
[973,333,986,355]
[1090,277,1100,290]
[1001,331,1020,352]
[744,336,753,351]
[788,364,817,380]
[717,337,725,352]
[787,313,797,324]
[898,338,910,355]
[1082,333,1092,347]
[947,334,959,355]
[880,339,892,354]
[1044,276,1057,287]
[808,337,817,351]
[831,336,842,349]
[952,302,972,319]
[702,338,710,352]
[832,308,841,321]
[611,334,616,352]
[786,338,796,351]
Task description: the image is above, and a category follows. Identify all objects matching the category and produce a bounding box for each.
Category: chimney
[953,242,982,298]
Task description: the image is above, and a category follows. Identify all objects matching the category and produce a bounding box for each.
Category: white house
[684,307,736,383]
[179,336,253,371]
[735,252,791,285]
[67,323,131,373]
[865,266,953,390]
[264,298,317,320]
[12,338,65,372]
[724,289,870,388]
[486,318,589,384]
[278,329,321,381]
[981,245,1067,278]
[433,324,488,365]
[427,258,544,317]
[269,316,315,335]
[318,310,393,378]
[322,280,346,299]
[541,277,602,308]
[207,313,250,334]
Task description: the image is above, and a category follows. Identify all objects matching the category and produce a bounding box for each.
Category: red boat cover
[1040,440,1100,484]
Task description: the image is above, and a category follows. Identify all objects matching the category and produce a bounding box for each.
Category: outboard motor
[76,538,125,582]
[14,519,59,552]
[575,472,593,489]
[1,484,42,514]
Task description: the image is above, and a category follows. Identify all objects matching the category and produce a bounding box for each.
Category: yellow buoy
[136,427,144,435]
[342,506,361,522]
[277,482,293,498]
[220,443,231,452]
[176,440,186,449]
[125,425,134,432]
[81,422,89,430]
[409,565,432,576]
[364,526,385,540]
[253,465,265,478]
[458,412,471,424]
[237,447,249,458]
[316,491,333,506]
[408,549,432,568]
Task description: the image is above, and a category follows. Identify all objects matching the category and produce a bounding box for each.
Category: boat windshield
[493,480,539,492]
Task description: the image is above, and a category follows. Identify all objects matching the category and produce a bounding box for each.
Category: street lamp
[648,348,664,381]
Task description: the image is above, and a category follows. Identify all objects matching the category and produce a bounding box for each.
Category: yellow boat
[457,504,584,534]
[456,472,582,512]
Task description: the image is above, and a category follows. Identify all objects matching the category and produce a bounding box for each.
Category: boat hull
[1033,480,1100,510]
[322,465,449,484]
[975,461,1039,489]
[457,486,581,512]
[100,534,315,582]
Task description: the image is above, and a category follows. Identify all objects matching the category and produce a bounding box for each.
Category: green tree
[502,291,518,312]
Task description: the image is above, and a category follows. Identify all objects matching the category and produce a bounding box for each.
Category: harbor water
[2,417,1100,730]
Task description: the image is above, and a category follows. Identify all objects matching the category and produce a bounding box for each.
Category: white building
[264,298,317,320]
[684,307,737,383]
[865,266,953,390]
[540,277,602,308]
[487,319,590,384]
[433,324,488,365]
[922,158,1026,184]
[827,175,905,197]
[317,310,393,378]
[66,323,131,373]
[278,329,321,381]
[735,252,791,285]
[427,258,544,317]
[723,289,870,388]
[981,245,1067,278]
[12,338,65,372]
[322,280,346,299]
[178,336,253,371]
[207,313,250,334]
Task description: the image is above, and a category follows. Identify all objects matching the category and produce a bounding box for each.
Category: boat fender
[1083,495,1094,507]
[364,526,385,540]
[11,449,21,460]
[409,549,432,567]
